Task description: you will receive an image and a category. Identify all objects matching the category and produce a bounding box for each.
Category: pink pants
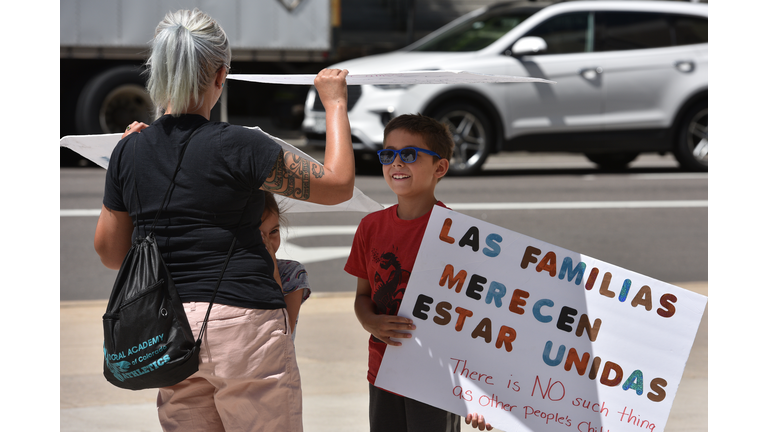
[157,303,303,432]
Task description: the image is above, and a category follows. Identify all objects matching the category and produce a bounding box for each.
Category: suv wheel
[433,104,493,176]
[674,101,708,172]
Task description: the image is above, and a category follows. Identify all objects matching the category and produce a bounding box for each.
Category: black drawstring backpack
[102,125,246,390]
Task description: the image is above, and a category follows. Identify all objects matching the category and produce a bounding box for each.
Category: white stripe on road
[61,200,707,217]
[60,202,707,264]
[581,173,708,181]
[628,173,708,180]
[446,200,708,210]
[61,209,103,217]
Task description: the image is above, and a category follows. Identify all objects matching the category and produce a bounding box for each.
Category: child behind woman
[261,192,311,339]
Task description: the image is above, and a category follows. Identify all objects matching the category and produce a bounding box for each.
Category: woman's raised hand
[262,68,354,205]
[314,68,349,111]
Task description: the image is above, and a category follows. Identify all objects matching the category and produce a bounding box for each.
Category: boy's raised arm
[353,278,416,346]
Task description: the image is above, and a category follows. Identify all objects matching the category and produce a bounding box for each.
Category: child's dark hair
[383,113,455,160]
[262,192,287,225]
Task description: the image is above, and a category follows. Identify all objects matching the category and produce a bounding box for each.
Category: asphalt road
[60,150,706,302]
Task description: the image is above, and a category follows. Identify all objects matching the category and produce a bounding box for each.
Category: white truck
[60,0,335,137]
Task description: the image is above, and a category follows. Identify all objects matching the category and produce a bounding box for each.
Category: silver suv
[302,1,708,175]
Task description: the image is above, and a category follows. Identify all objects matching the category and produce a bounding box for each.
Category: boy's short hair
[383,114,455,160]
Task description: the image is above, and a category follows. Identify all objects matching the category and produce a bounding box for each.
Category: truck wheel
[433,104,493,176]
[673,101,708,172]
[75,66,154,134]
[585,152,639,171]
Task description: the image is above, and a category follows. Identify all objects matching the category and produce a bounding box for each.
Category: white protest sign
[375,206,707,432]
[59,128,383,214]
[227,70,556,85]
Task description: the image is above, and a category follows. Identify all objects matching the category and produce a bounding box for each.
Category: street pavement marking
[61,200,707,217]
[446,200,707,210]
[60,201,707,264]
[582,173,708,181]
[628,173,708,180]
[277,225,358,263]
[273,199,709,263]
[61,209,102,217]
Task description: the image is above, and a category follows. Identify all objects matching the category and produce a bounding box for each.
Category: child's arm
[260,229,285,310]
[353,278,415,346]
[284,289,303,334]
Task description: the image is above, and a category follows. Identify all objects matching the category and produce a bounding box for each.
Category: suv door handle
[580,67,603,80]
[675,60,695,73]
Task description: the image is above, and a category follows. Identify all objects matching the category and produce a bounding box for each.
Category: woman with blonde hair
[94,9,353,431]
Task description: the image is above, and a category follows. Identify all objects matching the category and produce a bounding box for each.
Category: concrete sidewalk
[61,284,708,432]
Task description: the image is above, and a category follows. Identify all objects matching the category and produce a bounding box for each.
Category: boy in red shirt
[345,114,491,431]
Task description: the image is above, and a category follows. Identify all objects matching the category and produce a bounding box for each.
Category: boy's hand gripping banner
[375,206,707,432]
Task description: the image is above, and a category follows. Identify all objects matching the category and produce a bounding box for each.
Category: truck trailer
[60,0,335,139]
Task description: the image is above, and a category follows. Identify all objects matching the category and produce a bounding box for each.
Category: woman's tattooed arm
[263,150,326,201]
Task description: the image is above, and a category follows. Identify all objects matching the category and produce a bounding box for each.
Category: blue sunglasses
[377,147,441,165]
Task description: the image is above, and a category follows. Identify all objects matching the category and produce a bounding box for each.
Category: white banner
[227,70,556,85]
[375,206,707,432]
[59,127,383,214]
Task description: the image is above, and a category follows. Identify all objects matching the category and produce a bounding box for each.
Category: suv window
[411,8,536,52]
[596,12,672,51]
[671,14,707,45]
[595,12,707,51]
[518,10,707,55]
[523,12,592,54]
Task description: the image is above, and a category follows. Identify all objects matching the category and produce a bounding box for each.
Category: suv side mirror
[508,36,547,56]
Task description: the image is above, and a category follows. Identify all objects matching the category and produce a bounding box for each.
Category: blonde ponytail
[146,9,231,117]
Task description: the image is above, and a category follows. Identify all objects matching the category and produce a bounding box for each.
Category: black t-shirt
[103,114,285,309]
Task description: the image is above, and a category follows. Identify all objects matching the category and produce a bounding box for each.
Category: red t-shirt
[344,202,447,385]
